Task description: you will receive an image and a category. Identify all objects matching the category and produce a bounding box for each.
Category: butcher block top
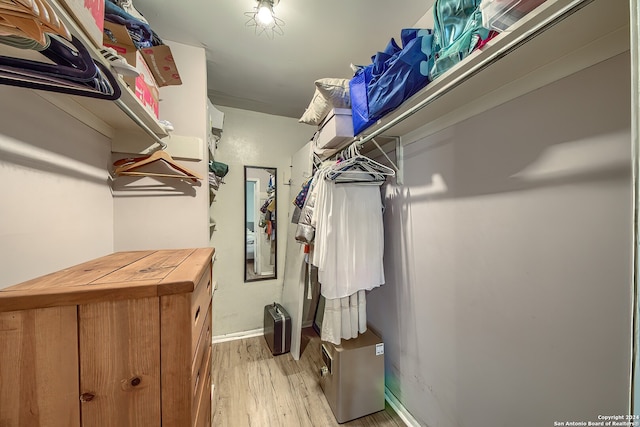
[0,248,215,312]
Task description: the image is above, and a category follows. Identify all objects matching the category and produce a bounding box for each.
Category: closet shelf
[25,0,168,147]
[348,0,629,149]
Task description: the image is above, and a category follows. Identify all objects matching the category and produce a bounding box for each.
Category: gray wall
[0,86,113,289]
[368,53,633,426]
[113,41,210,252]
[210,106,312,337]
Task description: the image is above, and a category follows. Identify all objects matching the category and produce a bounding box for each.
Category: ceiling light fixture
[245,0,284,38]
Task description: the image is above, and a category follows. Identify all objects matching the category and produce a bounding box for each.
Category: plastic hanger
[113,150,203,183]
[1,35,97,81]
[0,34,121,100]
[326,143,395,183]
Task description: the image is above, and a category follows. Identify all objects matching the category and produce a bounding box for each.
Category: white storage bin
[315,108,354,150]
[480,0,547,32]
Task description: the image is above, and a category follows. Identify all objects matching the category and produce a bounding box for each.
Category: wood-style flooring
[211,328,406,427]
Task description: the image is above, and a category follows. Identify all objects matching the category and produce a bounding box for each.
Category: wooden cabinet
[0,248,214,427]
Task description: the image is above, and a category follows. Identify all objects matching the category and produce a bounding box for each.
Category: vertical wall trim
[630,0,640,415]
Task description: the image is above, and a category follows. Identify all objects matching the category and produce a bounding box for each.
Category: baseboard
[385,388,421,427]
[212,328,264,344]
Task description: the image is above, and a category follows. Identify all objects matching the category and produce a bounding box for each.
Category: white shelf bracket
[363,137,404,185]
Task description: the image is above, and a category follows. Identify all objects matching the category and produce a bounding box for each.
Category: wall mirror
[245,166,277,282]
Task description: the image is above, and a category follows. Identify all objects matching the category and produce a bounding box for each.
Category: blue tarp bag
[367,29,434,119]
[349,64,378,136]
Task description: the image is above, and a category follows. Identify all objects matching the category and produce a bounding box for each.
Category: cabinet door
[0,306,80,427]
[78,297,160,427]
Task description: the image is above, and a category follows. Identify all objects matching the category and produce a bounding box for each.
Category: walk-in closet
[0,0,638,426]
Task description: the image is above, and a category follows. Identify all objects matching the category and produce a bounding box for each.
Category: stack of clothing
[104,0,163,49]
[208,160,228,191]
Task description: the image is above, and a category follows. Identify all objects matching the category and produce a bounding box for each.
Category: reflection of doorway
[256,185,274,277]
[246,178,261,276]
[245,166,277,282]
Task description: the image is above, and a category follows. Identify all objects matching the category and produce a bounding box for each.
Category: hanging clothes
[312,177,385,299]
[304,162,386,345]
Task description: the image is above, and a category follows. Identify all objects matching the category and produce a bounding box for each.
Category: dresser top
[0,248,215,312]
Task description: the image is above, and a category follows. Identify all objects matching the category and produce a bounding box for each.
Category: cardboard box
[102,21,181,87]
[130,50,159,118]
[140,45,182,87]
[316,108,354,149]
[103,22,159,118]
[58,0,105,47]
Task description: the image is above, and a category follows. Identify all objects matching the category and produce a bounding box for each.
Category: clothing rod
[354,0,591,148]
[114,98,167,150]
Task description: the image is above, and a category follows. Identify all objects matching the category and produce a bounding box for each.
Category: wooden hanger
[113,150,203,183]
[0,0,71,42]
[0,13,46,45]
[33,0,71,40]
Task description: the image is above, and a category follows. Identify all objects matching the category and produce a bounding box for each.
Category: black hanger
[0,34,121,100]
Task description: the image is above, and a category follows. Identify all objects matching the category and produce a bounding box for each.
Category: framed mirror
[244,166,277,282]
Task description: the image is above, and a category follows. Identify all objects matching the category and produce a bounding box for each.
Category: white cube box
[315,108,354,150]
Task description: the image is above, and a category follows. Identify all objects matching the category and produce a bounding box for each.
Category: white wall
[210,106,312,336]
[368,53,633,426]
[113,41,210,251]
[0,86,113,289]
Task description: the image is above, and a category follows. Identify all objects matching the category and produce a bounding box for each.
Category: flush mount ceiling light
[244,0,284,38]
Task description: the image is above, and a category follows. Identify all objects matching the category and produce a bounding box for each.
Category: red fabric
[476,30,500,50]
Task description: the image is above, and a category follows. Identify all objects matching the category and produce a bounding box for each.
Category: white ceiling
[132,0,434,118]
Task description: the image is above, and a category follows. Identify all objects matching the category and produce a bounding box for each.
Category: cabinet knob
[320,366,329,377]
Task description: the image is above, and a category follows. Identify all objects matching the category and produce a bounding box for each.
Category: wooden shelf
[2,0,168,148]
[353,0,629,146]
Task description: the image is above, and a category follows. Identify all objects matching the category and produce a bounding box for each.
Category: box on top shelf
[102,21,182,87]
[139,45,182,87]
[480,0,547,32]
[58,0,105,47]
[315,108,354,150]
[102,22,159,118]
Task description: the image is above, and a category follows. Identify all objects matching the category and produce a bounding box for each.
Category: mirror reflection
[245,166,277,282]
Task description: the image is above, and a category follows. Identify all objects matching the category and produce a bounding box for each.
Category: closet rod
[114,98,167,151]
[353,0,593,149]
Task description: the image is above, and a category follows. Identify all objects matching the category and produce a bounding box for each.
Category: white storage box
[480,0,547,32]
[315,108,354,150]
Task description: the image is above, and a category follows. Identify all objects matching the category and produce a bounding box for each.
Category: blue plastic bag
[367,29,434,118]
[349,65,377,135]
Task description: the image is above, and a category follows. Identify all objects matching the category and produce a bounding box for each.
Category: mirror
[244,166,277,282]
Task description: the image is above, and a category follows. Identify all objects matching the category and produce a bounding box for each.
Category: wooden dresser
[0,248,215,427]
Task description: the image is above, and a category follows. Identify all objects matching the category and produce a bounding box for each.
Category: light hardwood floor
[211,328,406,427]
